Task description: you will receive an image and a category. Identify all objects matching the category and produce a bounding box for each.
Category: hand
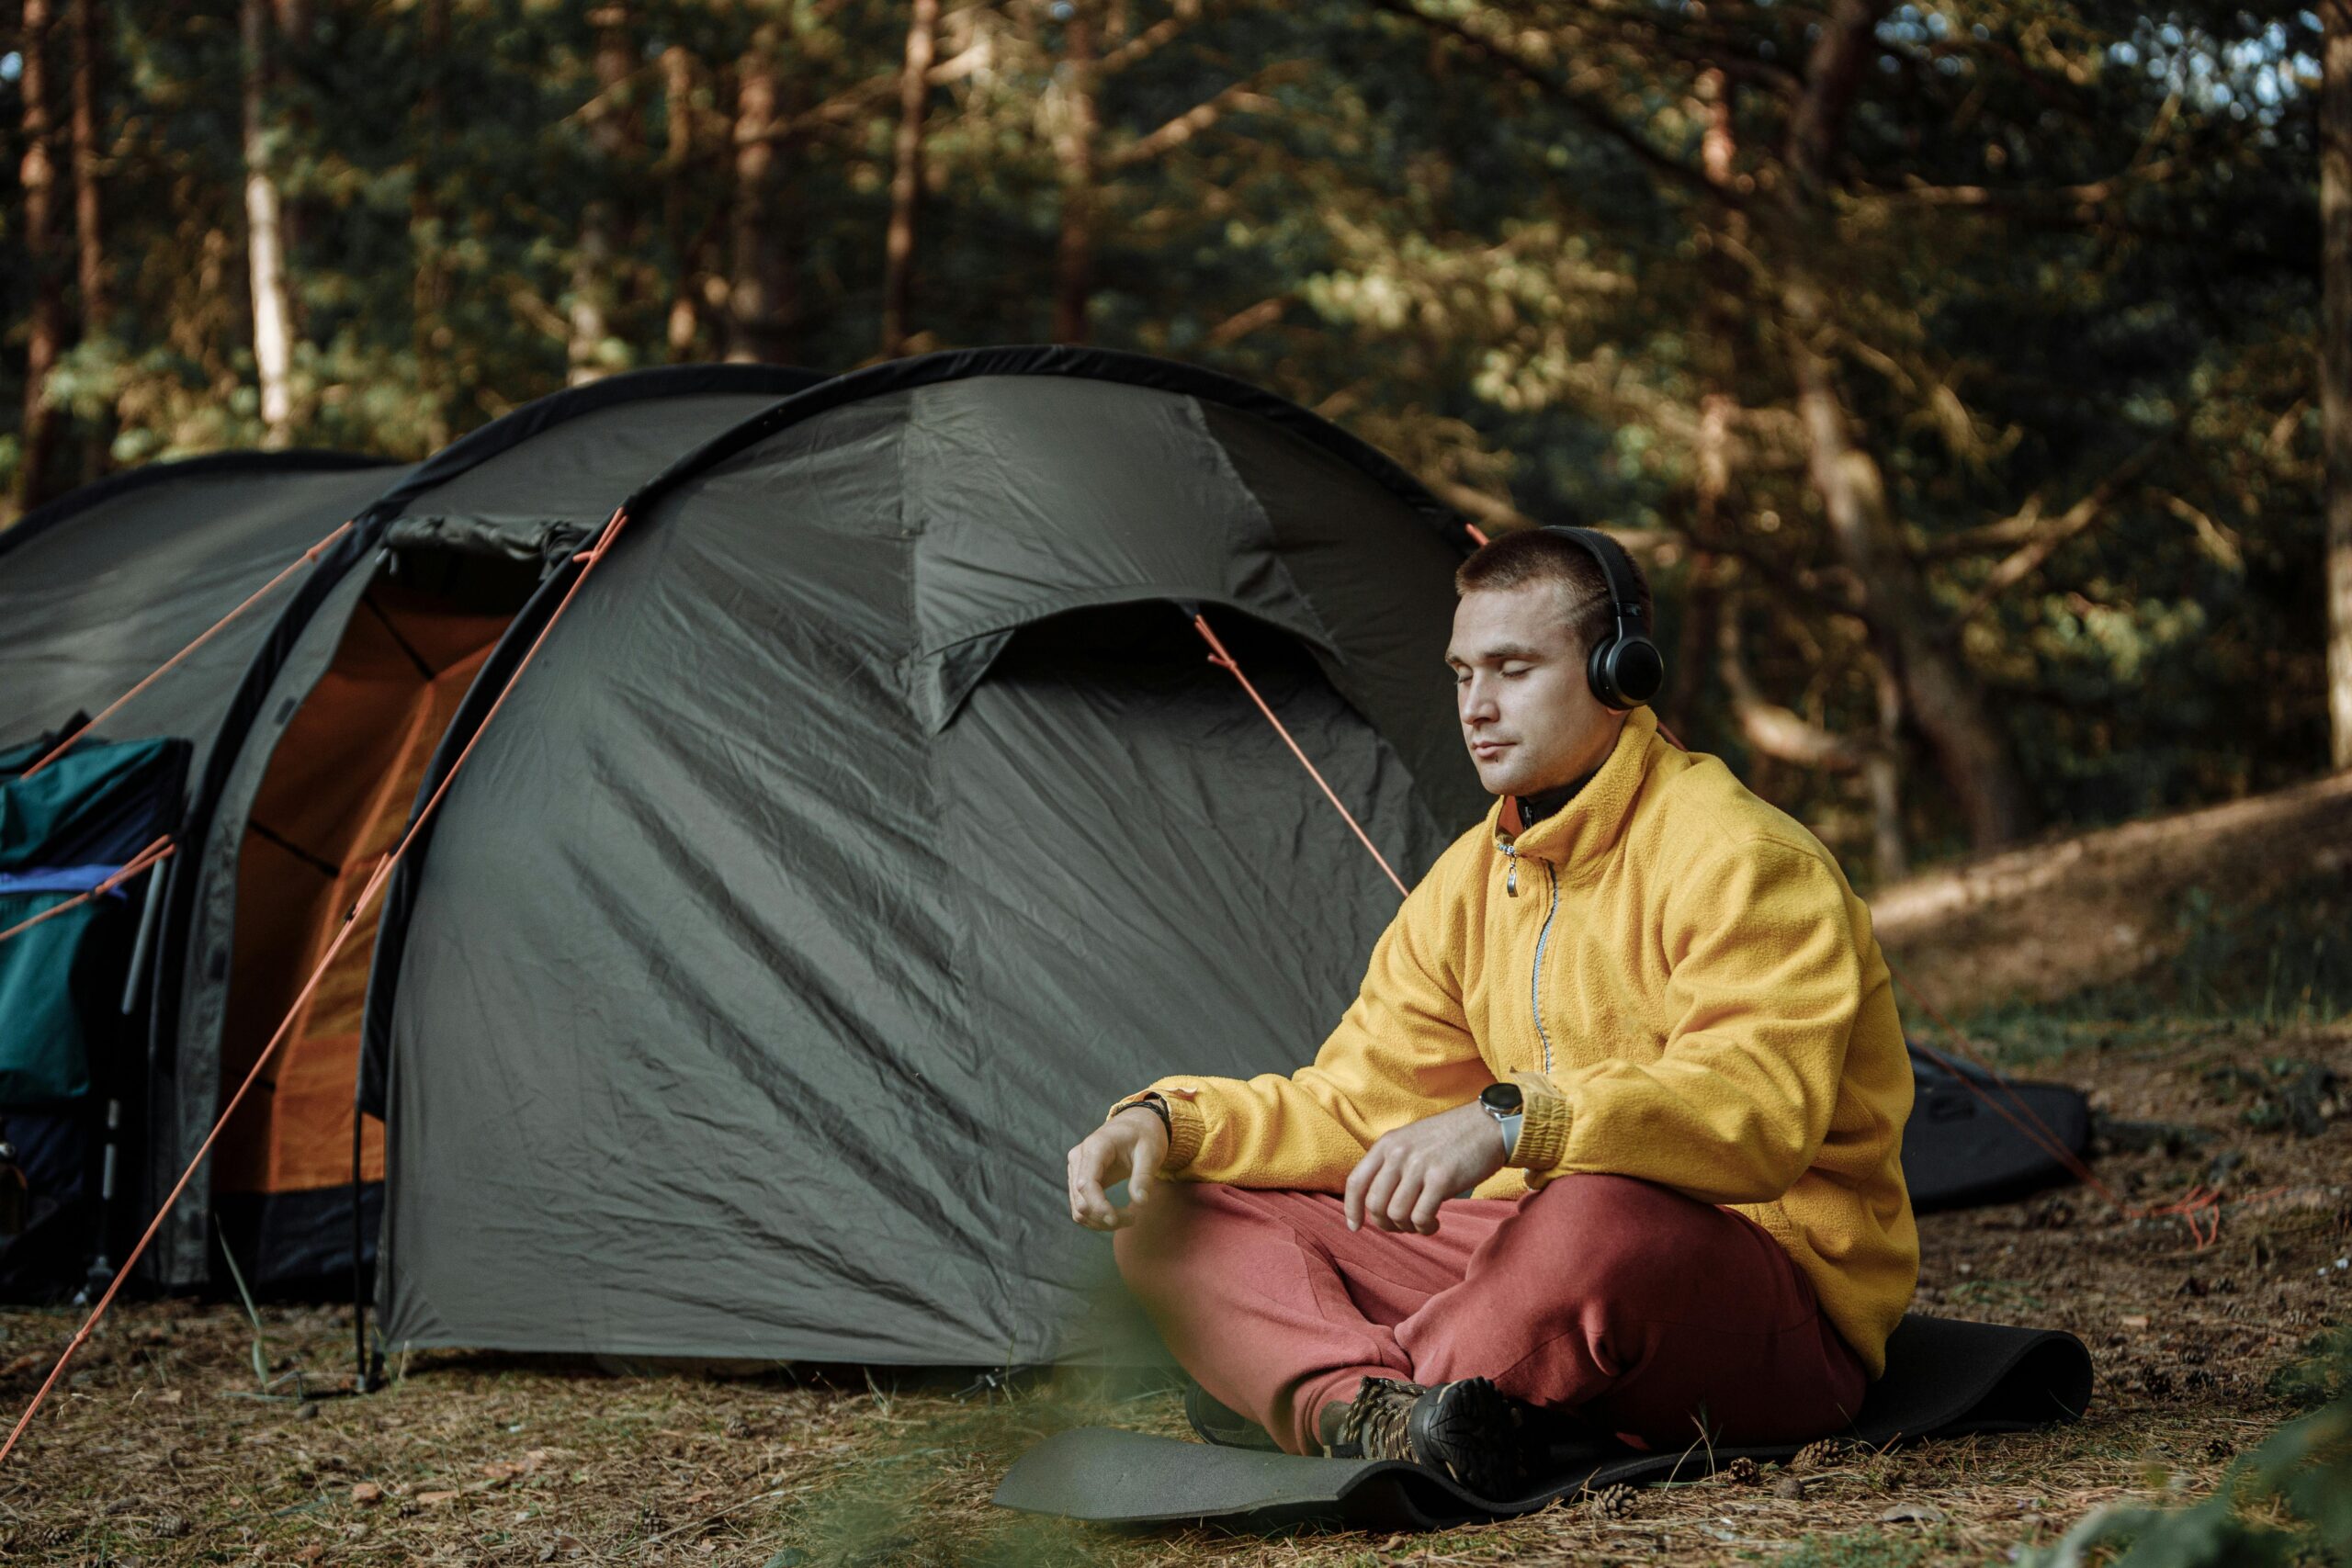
[1067,1106,1170,1231]
[1344,1100,1509,1235]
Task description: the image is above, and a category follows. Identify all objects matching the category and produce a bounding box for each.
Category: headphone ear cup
[1587,633,1623,708]
[1590,634,1665,709]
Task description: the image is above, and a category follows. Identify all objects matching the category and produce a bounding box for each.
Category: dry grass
[5,1021,2348,1567]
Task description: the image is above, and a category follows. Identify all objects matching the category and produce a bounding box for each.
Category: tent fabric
[362,349,1486,1364]
[0,455,407,777]
[148,364,825,1291]
[992,1314,2096,1531]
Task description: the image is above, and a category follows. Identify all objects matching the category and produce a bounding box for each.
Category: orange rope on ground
[20,519,357,781]
[1190,613,1410,900]
[1889,964,2226,1247]
[0,506,632,1468]
[0,836,176,947]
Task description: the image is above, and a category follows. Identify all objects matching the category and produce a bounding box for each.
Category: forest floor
[6,799,2352,1567]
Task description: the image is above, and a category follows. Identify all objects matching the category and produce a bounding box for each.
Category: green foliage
[0,1,2333,864]
[2022,1334,2352,1568]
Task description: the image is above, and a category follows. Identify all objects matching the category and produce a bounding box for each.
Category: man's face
[1446,583,1627,799]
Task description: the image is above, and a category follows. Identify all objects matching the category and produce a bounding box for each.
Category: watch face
[1479,1082,1523,1114]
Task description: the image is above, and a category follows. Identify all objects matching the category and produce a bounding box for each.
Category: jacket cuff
[1504,1071,1569,1171]
[1107,1089,1206,1172]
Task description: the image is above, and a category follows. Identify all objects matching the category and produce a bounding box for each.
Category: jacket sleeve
[1510,837,1859,1204]
[1108,853,1491,1190]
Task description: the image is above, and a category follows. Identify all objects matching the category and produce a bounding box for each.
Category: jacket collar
[1489,706,1661,875]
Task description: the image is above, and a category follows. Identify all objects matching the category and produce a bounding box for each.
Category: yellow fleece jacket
[1117,707,1918,1375]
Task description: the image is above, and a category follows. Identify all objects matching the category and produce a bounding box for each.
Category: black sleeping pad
[992,1314,2093,1532]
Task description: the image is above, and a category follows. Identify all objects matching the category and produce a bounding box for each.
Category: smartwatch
[1478,1081,1524,1160]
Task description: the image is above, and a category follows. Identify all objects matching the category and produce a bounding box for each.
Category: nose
[1459,672,1498,728]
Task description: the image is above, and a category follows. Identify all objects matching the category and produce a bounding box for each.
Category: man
[1064,527,1917,1499]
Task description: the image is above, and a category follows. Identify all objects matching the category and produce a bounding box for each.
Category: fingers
[1126,1145,1154,1209]
[1408,1177,1446,1235]
[1362,1159,1406,1233]
[1067,1137,1122,1231]
[1344,1148,1376,1231]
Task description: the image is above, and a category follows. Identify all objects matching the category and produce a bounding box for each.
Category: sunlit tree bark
[240,0,294,445]
[880,0,939,357]
[569,3,634,385]
[728,22,800,364]
[2324,0,2352,770]
[17,0,66,508]
[410,0,450,446]
[1050,1,1098,344]
[1778,0,2030,850]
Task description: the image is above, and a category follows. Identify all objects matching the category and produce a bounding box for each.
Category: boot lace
[1333,1376,1425,1461]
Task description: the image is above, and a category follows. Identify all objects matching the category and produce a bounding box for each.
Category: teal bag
[0,732,187,1109]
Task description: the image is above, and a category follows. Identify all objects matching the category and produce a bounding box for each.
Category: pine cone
[1724,1455,1760,1485]
[1589,1483,1638,1519]
[1792,1438,1844,1472]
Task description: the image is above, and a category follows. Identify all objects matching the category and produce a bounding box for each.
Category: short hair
[1453,528,1654,656]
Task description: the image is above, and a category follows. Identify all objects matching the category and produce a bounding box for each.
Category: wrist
[1477,1082,1524,1162]
[1117,1096,1172,1142]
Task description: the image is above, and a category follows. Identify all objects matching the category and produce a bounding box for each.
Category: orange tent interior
[215,560,529,1210]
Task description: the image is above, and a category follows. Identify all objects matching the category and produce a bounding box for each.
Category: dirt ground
[11,786,2352,1567]
[5,1005,2346,1567]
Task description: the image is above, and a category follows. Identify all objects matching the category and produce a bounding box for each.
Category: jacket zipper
[1501,842,1520,897]
[1530,861,1559,1074]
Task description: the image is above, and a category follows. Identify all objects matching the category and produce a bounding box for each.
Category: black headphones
[1542,526,1665,709]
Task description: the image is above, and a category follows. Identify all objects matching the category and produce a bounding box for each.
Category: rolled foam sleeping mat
[991,1314,2093,1532]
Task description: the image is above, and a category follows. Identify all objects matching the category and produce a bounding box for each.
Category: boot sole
[1409,1376,1532,1499]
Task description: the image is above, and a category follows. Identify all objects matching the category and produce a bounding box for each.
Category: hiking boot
[1317,1375,1532,1498]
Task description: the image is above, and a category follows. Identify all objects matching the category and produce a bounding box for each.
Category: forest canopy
[0,2,2336,881]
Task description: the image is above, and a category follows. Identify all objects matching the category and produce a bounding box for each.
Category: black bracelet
[1122,1095,1172,1137]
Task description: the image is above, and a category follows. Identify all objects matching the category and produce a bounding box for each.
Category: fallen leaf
[2121,1314,2151,1330]
[1881,1501,1948,1525]
[156,1388,183,1405]
[417,1489,462,1506]
[350,1483,383,1506]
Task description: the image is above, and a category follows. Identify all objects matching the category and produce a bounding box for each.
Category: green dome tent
[145,365,827,1294]
[0,451,409,769]
[0,452,409,1300]
[358,346,1490,1365]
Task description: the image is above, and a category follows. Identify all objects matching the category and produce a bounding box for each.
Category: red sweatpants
[1113,1173,1868,1457]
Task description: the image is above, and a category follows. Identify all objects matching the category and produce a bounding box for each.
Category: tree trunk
[69,0,106,336]
[1778,0,2031,849]
[1666,68,1741,731]
[1051,4,1098,344]
[727,25,800,364]
[880,0,939,358]
[661,44,699,360]
[411,0,450,446]
[17,0,66,510]
[569,4,633,385]
[2324,0,2352,771]
[240,0,294,446]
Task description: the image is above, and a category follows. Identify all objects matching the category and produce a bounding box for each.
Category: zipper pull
[1503,844,1518,897]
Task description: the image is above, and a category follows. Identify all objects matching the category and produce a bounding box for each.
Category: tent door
[211,544,538,1288]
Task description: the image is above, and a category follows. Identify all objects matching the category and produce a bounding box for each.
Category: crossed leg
[1113,1172,1867,1457]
